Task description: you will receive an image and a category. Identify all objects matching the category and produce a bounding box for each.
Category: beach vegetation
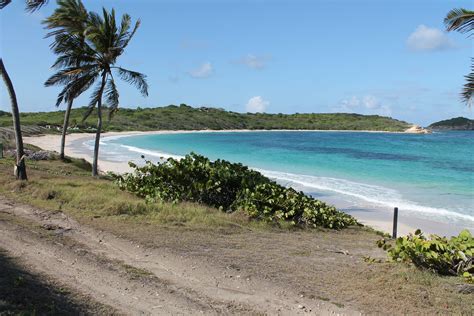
[44,5,149,176]
[116,153,358,229]
[378,229,474,283]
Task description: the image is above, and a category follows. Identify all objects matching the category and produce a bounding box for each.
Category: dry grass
[0,157,267,231]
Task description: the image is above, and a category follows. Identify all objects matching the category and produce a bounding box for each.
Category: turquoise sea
[92,131,474,231]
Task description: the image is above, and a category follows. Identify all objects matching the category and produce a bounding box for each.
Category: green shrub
[116,153,357,229]
[378,229,473,283]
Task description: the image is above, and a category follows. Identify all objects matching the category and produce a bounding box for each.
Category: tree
[0,0,49,180]
[444,8,474,106]
[45,7,148,176]
[43,0,88,159]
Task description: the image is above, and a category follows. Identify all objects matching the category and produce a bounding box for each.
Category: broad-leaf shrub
[116,153,357,229]
[378,229,473,283]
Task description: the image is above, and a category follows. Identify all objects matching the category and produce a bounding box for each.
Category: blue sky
[0,0,472,125]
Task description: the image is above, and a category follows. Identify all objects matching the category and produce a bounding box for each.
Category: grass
[0,104,412,132]
[0,157,275,231]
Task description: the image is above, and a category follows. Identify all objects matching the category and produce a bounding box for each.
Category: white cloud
[246,96,269,113]
[236,54,270,69]
[406,25,455,52]
[341,96,361,108]
[362,95,381,109]
[188,62,213,78]
[335,95,391,116]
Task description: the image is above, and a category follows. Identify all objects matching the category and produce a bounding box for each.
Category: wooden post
[392,207,398,239]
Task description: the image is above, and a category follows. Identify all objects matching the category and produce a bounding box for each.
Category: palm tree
[43,0,88,160]
[45,7,148,176]
[0,60,27,179]
[444,8,474,106]
[0,0,49,180]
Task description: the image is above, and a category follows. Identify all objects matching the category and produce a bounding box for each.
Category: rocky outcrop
[404,125,431,134]
[5,149,56,161]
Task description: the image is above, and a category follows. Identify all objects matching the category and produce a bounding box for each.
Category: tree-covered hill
[429,117,474,130]
[0,104,411,132]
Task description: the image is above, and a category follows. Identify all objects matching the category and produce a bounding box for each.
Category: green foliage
[235,183,356,229]
[116,153,358,229]
[0,105,411,132]
[378,229,474,283]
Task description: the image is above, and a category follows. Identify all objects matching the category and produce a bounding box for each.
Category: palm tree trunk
[92,73,107,177]
[60,98,73,160]
[0,58,27,180]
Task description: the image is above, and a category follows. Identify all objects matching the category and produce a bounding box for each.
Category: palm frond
[82,84,102,120]
[25,0,48,12]
[43,0,88,38]
[118,19,141,50]
[45,67,79,87]
[116,67,149,96]
[0,0,12,9]
[1,0,48,11]
[444,8,474,34]
[105,77,120,119]
[55,72,97,106]
[462,62,474,106]
[83,74,108,120]
[51,52,94,69]
[45,64,98,87]
[50,32,96,58]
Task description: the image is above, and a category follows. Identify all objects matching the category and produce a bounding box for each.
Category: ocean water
[93,131,474,230]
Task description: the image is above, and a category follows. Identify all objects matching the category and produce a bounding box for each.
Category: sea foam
[256,169,474,223]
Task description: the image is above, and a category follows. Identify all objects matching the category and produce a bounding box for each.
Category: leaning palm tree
[45,7,148,176]
[444,8,474,106]
[0,0,49,180]
[43,0,88,159]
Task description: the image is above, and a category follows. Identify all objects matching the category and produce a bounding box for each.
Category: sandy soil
[0,197,352,315]
[1,195,471,315]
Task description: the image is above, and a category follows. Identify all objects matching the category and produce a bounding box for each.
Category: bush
[116,153,357,229]
[378,229,474,283]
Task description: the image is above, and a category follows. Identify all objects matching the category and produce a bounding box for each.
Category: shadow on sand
[0,248,92,314]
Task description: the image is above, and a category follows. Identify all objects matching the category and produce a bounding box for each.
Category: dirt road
[0,198,352,315]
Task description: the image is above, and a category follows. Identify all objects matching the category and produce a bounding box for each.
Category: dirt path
[0,198,354,315]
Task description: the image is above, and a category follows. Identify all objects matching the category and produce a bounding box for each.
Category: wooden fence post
[392,207,398,239]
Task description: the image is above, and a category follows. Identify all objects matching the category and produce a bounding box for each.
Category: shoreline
[24,131,468,237]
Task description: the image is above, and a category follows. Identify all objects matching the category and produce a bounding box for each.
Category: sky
[0,0,472,126]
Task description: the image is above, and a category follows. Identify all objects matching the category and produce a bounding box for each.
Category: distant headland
[0,104,417,133]
[429,117,474,131]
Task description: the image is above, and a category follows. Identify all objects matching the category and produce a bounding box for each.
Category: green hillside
[0,104,411,132]
[429,117,474,130]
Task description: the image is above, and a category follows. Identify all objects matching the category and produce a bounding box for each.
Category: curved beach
[24,131,473,237]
